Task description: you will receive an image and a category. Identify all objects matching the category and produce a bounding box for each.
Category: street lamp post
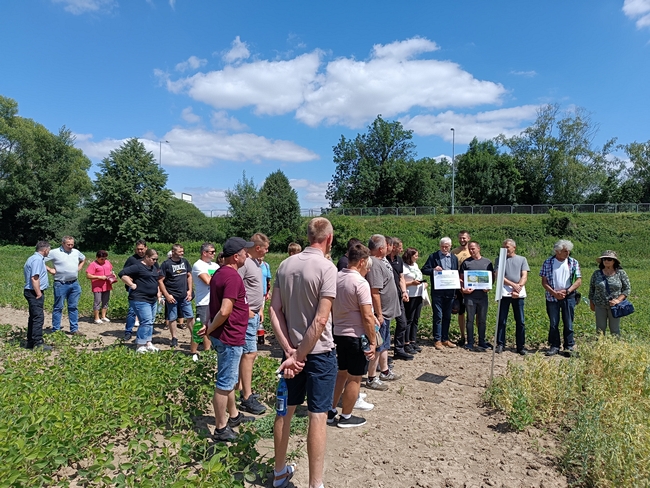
[159,140,169,165]
[451,128,455,215]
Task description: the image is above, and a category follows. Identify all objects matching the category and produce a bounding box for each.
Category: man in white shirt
[191,242,219,358]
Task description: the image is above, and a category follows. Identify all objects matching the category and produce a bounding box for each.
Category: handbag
[374,323,384,347]
[602,271,634,318]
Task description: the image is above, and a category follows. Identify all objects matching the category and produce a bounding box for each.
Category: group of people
[22,223,632,488]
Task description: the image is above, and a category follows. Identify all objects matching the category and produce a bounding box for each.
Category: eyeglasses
[206,250,216,254]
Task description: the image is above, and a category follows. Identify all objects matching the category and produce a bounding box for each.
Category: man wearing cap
[24,241,53,351]
[45,236,86,335]
[200,237,255,442]
[540,239,582,356]
[270,217,337,488]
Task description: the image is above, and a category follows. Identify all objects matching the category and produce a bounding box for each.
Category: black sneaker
[410,343,422,353]
[337,415,367,429]
[213,425,237,442]
[545,347,560,357]
[495,345,504,354]
[456,337,466,347]
[327,409,338,425]
[479,342,493,350]
[171,337,178,348]
[240,395,267,415]
[33,343,53,352]
[518,348,529,356]
[228,412,255,427]
[124,331,132,341]
[393,350,414,361]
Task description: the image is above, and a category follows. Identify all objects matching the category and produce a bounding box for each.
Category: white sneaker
[354,397,374,411]
[192,354,199,362]
[94,320,103,324]
[359,392,367,400]
[135,320,140,327]
[136,346,148,354]
[145,343,159,352]
[103,317,110,322]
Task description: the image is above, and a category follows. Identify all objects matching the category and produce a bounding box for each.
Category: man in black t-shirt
[122,239,147,341]
[158,244,194,348]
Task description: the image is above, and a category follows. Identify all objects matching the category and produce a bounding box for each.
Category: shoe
[273,463,296,488]
[442,340,457,348]
[145,343,160,352]
[135,320,140,327]
[192,353,199,362]
[410,343,422,353]
[473,345,487,353]
[240,395,267,415]
[68,331,85,337]
[463,344,473,351]
[479,342,493,350]
[353,397,374,411]
[124,331,132,341]
[365,377,388,391]
[545,347,560,356]
[495,345,504,354]
[337,415,367,428]
[379,370,401,381]
[228,412,255,427]
[327,409,338,425]
[171,337,178,348]
[359,392,367,400]
[94,319,103,324]
[457,337,466,347]
[213,425,237,442]
[239,391,261,401]
[136,346,149,354]
[102,317,110,323]
[518,348,529,356]
[33,343,53,352]
[393,350,414,361]
[178,323,187,330]
[565,346,576,357]
[404,344,417,354]
[434,341,444,350]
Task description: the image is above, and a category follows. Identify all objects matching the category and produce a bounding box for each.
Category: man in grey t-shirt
[494,239,530,355]
[460,242,493,351]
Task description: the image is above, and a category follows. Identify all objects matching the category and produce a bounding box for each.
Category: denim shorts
[210,337,243,391]
[286,349,337,413]
[333,335,368,376]
[165,298,194,322]
[242,313,259,354]
[377,318,391,352]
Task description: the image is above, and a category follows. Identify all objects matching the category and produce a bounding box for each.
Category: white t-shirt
[552,258,571,291]
[192,259,219,306]
[403,262,425,298]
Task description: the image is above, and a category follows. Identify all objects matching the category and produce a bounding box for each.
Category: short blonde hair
[308,217,333,244]
[288,242,302,256]
[251,233,270,247]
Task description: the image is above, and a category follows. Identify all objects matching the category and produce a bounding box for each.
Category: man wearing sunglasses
[191,242,219,359]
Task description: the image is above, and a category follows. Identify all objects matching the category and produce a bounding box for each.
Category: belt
[56,279,77,285]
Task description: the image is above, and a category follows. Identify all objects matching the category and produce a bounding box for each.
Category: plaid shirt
[539,256,581,302]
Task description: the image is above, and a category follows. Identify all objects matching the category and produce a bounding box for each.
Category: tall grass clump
[485,338,650,486]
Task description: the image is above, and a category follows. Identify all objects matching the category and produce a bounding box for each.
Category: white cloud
[52,0,115,14]
[181,107,201,124]
[510,70,538,77]
[74,129,319,168]
[175,55,207,72]
[290,179,330,207]
[160,37,506,129]
[169,0,176,9]
[223,36,251,63]
[211,110,248,131]
[400,105,539,144]
[623,0,650,29]
[183,187,229,212]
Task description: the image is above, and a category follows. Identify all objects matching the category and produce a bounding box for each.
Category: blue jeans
[465,297,488,347]
[432,293,454,342]
[497,297,526,350]
[210,336,244,391]
[546,297,576,349]
[125,301,137,333]
[243,313,259,354]
[131,301,157,345]
[52,280,81,332]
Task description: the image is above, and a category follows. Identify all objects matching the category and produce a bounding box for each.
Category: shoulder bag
[602,271,634,318]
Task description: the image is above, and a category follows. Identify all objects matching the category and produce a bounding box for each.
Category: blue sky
[2,0,650,212]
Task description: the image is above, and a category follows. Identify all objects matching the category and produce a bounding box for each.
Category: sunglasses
[152,258,158,261]
[206,250,216,254]
[603,257,614,261]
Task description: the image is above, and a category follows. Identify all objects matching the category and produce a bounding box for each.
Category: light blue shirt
[45,247,85,282]
[24,252,49,291]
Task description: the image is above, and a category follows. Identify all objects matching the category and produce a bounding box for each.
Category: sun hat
[597,250,620,266]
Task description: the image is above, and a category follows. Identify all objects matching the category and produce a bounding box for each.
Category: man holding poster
[422,237,459,350]
[460,242,493,352]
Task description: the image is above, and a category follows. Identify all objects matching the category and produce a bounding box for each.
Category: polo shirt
[332,268,372,338]
[45,247,85,282]
[238,257,264,313]
[366,256,401,319]
[24,252,49,291]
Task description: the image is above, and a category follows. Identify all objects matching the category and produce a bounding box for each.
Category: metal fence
[200,203,650,218]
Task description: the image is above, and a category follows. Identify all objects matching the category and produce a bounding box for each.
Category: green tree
[225,171,265,239]
[455,138,521,205]
[0,96,92,244]
[84,138,172,251]
[400,156,452,208]
[327,116,416,208]
[259,170,302,250]
[621,140,650,202]
[155,198,225,244]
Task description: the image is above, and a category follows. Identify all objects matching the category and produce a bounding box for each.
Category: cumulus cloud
[183,187,229,213]
[160,36,506,129]
[211,110,248,131]
[175,55,207,72]
[290,179,330,207]
[510,70,537,77]
[222,36,251,63]
[74,129,319,168]
[623,0,650,29]
[400,105,539,144]
[181,107,201,124]
[52,0,115,14]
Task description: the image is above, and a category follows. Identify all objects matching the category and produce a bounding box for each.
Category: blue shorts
[166,298,194,322]
[242,313,259,354]
[210,337,243,391]
[377,318,391,352]
[286,350,337,413]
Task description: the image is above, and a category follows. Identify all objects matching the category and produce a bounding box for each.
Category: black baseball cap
[222,237,254,258]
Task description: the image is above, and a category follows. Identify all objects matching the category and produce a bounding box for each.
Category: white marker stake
[490,247,508,385]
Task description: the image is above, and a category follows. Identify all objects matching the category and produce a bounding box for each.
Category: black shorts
[455,289,466,315]
[334,335,369,376]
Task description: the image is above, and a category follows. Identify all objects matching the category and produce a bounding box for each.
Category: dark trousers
[432,293,454,342]
[393,302,408,352]
[497,297,526,350]
[24,289,45,347]
[404,296,423,344]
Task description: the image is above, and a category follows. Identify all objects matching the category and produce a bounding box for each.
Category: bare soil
[0,307,568,488]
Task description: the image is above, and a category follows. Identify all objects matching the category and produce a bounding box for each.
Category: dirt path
[1,307,567,488]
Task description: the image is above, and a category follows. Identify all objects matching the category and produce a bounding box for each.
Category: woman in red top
[86,250,115,324]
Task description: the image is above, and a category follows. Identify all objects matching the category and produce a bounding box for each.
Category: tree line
[327,107,650,208]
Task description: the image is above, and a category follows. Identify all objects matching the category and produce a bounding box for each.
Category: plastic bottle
[192,315,203,343]
[257,320,265,345]
[360,334,370,352]
[275,373,288,416]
